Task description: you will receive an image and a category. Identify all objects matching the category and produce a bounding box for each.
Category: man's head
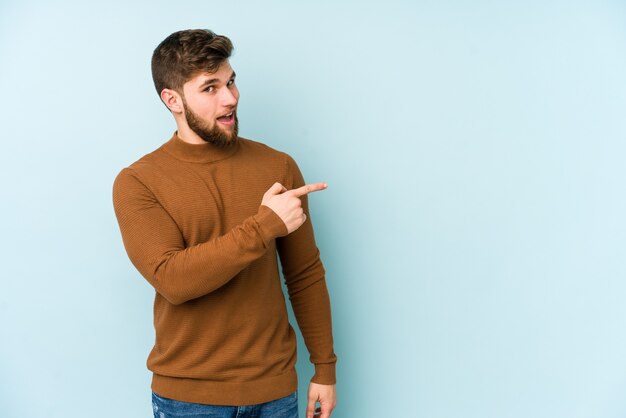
[151,29,239,146]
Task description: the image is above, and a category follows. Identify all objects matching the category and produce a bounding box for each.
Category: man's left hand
[306,382,337,418]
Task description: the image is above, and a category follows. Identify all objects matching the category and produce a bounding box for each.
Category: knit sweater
[112,131,337,406]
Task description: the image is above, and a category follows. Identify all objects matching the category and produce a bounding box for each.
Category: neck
[175,121,206,145]
[161,131,240,164]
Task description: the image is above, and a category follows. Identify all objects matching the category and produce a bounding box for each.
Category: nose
[221,86,238,107]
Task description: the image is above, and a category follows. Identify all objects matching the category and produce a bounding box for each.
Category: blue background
[1,1,625,417]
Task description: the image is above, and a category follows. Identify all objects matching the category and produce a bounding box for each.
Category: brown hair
[151,29,234,102]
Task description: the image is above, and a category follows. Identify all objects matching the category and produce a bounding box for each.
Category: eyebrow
[198,71,236,90]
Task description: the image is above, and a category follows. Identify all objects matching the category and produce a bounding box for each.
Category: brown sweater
[112,131,337,405]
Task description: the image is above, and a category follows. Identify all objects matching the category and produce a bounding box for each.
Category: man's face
[180,61,240,146]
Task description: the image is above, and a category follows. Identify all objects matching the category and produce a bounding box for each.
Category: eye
[227,79,236,87]
[204,85,215,93]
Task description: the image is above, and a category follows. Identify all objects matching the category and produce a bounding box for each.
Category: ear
[160,88,184,114]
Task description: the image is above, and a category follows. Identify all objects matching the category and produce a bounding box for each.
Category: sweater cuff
[255,205,288,243]
[311,363,337,385]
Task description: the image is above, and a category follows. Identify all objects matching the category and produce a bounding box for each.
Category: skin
[307,382,338,418]
[160,61,337,417]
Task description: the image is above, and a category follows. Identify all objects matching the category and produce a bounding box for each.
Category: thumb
[306,396,317,418]
[265,182,287,197]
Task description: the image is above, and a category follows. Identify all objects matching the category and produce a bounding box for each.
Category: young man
[112,29,338,418]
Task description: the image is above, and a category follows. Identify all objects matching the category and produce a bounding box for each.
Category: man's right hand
[261,182,327,234]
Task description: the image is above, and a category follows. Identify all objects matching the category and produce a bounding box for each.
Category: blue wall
[1,1,625,417]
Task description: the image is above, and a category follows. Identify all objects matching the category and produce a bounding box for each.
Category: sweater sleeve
[276,155,338,385]
[112,167,288,305]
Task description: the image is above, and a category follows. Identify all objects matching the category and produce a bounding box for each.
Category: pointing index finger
[290,182,328,197]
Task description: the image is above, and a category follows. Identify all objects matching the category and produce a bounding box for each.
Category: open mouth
[217,111,235,125]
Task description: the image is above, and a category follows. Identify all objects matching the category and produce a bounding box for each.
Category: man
[112,29,338,418]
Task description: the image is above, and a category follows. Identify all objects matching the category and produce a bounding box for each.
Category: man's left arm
[276,154,338,417]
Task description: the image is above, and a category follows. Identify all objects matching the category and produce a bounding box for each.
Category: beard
[182,97,239,147]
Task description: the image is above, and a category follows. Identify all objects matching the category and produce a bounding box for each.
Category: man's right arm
[112,167,287,305]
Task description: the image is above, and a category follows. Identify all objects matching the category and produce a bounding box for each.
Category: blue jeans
[151,390,299,418]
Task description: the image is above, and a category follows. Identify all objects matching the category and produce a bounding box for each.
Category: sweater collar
[161,131,240,163]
